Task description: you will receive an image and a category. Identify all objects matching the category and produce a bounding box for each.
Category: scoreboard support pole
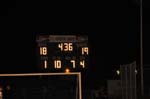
[0,72,82,99]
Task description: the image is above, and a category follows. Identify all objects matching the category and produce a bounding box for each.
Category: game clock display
[36,35,89,72]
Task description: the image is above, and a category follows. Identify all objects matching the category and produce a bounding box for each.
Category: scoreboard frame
[36,35,89,72]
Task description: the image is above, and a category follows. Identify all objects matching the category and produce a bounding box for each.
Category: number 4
[80,60,85,68]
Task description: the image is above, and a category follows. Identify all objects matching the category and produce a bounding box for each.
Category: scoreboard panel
[36,35,89,72]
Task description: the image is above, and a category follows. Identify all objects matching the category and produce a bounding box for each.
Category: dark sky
[0,0,144,81]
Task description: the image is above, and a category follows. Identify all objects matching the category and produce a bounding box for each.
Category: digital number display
[36,35,89,72]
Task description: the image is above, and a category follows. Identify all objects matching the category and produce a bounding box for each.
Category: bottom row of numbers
[41,60,86,69]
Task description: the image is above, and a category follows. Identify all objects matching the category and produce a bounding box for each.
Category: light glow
[116,70,120,75]
[65,68,70,73]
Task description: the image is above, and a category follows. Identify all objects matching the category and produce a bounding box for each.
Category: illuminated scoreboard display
[36,35,89,72]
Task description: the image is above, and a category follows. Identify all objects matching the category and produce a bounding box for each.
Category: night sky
[0,0,149,88]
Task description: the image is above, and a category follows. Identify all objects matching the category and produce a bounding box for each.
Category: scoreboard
[36,35,89,72]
